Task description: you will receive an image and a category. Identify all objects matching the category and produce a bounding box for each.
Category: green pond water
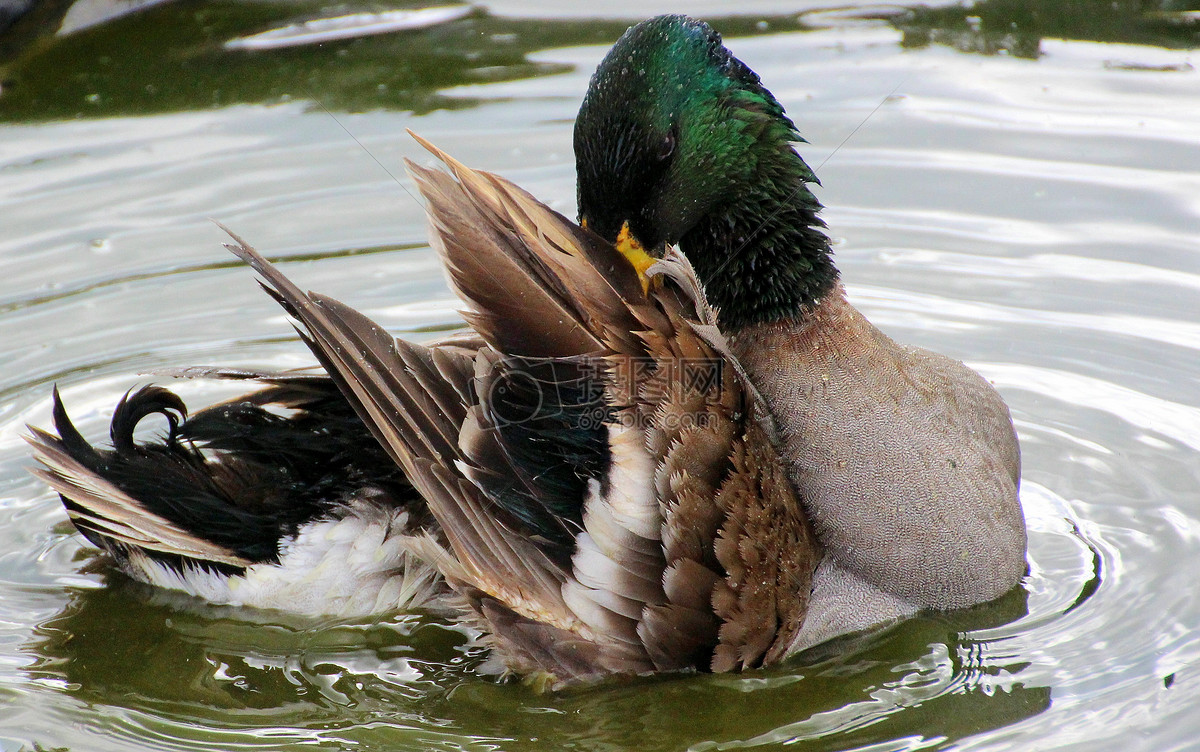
[1,1,1198,749]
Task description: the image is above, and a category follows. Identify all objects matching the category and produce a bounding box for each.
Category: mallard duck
[28,15,1025,685]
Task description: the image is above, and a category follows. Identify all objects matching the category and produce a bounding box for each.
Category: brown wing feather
[406,145,672,676]
[220,229,584,636]
[407,163,603,358]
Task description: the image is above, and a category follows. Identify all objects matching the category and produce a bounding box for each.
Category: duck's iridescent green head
[575,15,837,328]
[575,15,791,248]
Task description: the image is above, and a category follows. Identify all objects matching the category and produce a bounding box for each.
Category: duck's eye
[655,131,676,162]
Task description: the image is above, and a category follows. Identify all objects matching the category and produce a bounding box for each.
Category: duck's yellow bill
[616,221,657,293]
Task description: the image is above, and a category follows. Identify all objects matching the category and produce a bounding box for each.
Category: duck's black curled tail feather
[28,389,253,569]
[110,385,186,453]
[29,377,419,571]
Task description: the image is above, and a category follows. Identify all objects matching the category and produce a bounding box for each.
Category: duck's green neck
[680,154,837,331]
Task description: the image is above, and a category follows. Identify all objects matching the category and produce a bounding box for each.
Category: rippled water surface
[2,1,1198,750]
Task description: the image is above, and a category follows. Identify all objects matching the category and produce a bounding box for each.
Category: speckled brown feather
[710,416,816,671]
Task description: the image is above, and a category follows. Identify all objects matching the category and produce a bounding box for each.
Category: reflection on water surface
[1,0,1197,120]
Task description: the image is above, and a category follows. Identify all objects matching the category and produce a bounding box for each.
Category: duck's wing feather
[405,131,661,358]
[222,233,584,639]
[226,138,820,685]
